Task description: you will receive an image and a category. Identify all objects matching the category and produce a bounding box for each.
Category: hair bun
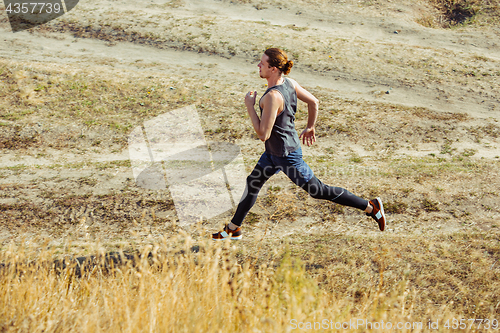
[283,60,294,75]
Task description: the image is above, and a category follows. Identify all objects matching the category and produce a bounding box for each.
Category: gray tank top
[259,78,301,157]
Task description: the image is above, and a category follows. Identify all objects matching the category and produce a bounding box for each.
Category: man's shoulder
[264,89,284,102]
[286,77,298,89]
[260,89,283,109]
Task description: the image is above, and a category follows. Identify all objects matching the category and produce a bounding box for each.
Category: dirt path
[0,28,498,120]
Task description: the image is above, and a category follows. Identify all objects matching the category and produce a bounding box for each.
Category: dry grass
[419,0,500,27]
[0,62,197,131]
[1,231,499,332]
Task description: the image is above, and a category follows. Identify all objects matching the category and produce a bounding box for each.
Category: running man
[212,48,386,240]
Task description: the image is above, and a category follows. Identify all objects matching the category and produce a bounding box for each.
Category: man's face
[258,54,273,78]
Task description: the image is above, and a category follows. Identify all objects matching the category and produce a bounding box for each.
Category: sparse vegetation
[431,0,482,25]
[422,197,441,212]
[420,0,500,27]
[384,200,408,214]
[1,0,499,330]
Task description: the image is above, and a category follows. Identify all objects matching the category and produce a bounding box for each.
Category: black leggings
[231,164,369,226]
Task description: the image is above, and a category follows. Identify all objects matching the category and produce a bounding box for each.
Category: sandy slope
[1,0,499,119]
[0,0,499,246]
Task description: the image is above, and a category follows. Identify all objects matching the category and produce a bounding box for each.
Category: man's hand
[245,91,257,110]
[299,127,316,146]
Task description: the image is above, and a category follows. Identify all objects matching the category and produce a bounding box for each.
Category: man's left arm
[291,79,319,146]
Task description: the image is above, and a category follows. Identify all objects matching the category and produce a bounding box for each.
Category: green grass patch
[388,156,485,178]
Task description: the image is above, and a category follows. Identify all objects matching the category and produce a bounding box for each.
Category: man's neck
[266,75,284,89]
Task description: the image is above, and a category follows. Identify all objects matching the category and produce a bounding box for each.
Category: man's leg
[213,153,280,240]
[213,162,277,240]
[273,150,368,210]
[277,150,385,231]
[303,176,385,230]
[228,163,277,229]
[302,176,368,210]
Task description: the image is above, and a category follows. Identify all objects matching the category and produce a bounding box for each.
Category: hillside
[0,0,499,331]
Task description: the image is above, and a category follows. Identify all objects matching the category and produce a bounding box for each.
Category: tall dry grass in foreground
[1,233,491,333]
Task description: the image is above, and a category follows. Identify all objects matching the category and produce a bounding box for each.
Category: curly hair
[264,48,294,75]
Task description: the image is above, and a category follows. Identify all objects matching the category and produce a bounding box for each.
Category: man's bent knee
[303,176,324,199]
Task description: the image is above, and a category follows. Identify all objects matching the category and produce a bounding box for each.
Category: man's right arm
[245,90,280,142]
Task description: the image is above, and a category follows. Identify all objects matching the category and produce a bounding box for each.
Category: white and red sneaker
[212,225,243,240]
[367,197,386,231]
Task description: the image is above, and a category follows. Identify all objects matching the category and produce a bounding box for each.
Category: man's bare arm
[245,90,281,141]
[290,79,319,146]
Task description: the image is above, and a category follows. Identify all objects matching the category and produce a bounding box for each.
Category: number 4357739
[5,2,62,14]
[445,319,499,330]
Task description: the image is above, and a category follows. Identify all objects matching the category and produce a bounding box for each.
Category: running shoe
[212,224,242,240]
[367,197,386,231]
